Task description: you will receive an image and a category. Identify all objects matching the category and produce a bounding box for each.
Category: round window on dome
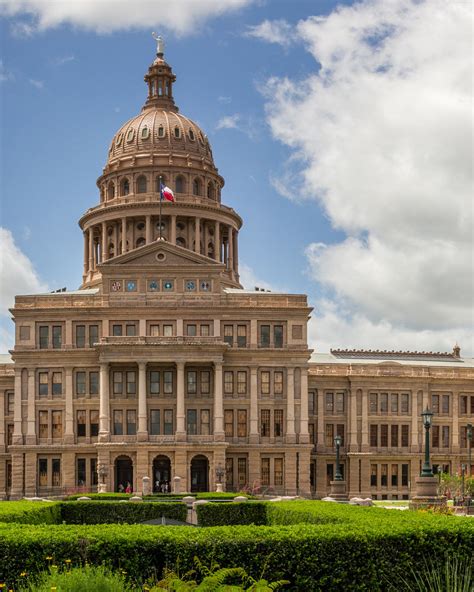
[188,129,195,141]
[141,127,150,140]
[115,133,123,146]
[158,126,165,138]
[126,129,135,142]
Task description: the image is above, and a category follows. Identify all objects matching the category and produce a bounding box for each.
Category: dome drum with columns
[80,43,241,290]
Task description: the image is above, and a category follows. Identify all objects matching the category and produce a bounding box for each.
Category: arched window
[126,129,135,143]
[136,222,145,231]
[158,126,165,138]
[141,127,150,140]
[188,129,195,141]
[193,178,201,196]
[136,237,146,248]
[176,237,186,248]
[207,182,215,200]
[121,179,130,196]
[137,175,147,194]
[174,127,181,139]
[175,175,185,193]
[151,80,156,96]
[107,182,115,200]
[158,81,163,96]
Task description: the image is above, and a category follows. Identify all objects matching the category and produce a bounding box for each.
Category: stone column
[249,366,259,443]
[12,368,23,445]
[137,362,148,441]
[170,214,177,245]
[26,369,36,445]
[99,363,110,442]
[234,231,239,275]
[361,388,369,451]
[145,215,152,244]
[286,368,296,443]
[228,226,234,271]
[101,221,107,262]
[316,390,325,451]
[214,362,224,440]
[349,388,358,451]
[83,231,89,276]
[195,217,201,254]
[299,367,309,443]
[204,221,209,257]
[214,221,220,262]
[121,217,127,254]
[88,228,94,273]
[113,223,119,257]
[176,362,186,440]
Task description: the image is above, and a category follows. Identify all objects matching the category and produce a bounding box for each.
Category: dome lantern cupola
[143,34,177,112]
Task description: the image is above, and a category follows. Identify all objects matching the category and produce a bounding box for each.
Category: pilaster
[137,362,148,441]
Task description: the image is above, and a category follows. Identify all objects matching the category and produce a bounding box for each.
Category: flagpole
[159,175,163,241]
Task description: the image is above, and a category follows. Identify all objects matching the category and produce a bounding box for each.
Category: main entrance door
[153,455,171,493]
[115,456,133,492]
[190,455,209,492]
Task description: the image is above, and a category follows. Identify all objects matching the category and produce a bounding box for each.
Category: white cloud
[262,0,474,355]
[239,263,275,292]
[215,113,260,140]
[218,95,232,104]
[245,19,295,47]
[216,113,241,130]
[0,0,255,35]
[52,55,75,66]
[29,78,44,89]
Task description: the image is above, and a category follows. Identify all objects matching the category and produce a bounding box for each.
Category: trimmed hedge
[59,501,187,524]
[197,502,267,526]
[0,501,473,590]
[65,492,252,501]
[0,501,60,525]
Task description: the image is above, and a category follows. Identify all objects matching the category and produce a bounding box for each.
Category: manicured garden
[0,499,472,590]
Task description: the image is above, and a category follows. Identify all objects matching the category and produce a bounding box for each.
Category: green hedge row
[65,492,251,501]
[196,502,267,526]
[59,501,187,525]
[0,501,60,525]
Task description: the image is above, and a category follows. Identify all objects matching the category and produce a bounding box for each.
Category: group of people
[117,481,132,493]
[155,480,170,493]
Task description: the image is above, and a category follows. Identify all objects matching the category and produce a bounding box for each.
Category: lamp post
[334,434,343,481]
[420,408,434,478]
[467,423,472,478]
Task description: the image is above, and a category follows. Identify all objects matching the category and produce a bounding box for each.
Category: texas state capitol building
[1,44,473,500]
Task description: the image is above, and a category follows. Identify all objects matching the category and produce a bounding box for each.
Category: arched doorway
[153,455,171,493]
[115,455,133,492]
[190,455,209,493]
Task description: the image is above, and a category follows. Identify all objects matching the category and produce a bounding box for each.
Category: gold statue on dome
[152,32,165,55]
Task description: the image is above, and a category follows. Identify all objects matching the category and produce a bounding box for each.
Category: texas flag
[160,181,175,202]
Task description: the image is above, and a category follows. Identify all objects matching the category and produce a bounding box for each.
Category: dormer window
[115,133,123,146]
[174,127,181,139]
[126,129,135,142]
[141,127,150,140]
[158,126,165,138]
[189,129,195,141]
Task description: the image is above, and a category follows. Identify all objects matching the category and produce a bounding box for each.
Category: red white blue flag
[160,182,175,202]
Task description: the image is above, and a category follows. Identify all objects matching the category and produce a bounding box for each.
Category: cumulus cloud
[216,114,241,130]
[0,0,255,35]
[245,19,296,48]
[262,0,473,354]
[239,263,277,292]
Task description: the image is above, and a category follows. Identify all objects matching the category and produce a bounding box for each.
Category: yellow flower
[45,556,53,561]
[65,559,71,564]
[20,571,27,577]
[0,585,5,589]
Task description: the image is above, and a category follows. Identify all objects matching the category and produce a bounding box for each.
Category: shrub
[196,502,267,526]
[0,501,61,524]
[59,501,187,524]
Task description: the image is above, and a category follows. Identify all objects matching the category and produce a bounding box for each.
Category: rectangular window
[200,371,210,395]
[150,371,160,395]
[237,325,247,348]
[370,424,378,447]
[52,326,62,349]
[126,409,136,435]
[163,324,173,337]
[432,394,440,413]
[39,372,48,397]
[6,392,14,415]
[113,372,123,395]
[187,371,197,394]
[381,464,388,487]
[226,458,234,489]
[150,409,160,435]
[150,324,160,337]
[391,393,398,413]
[326,463,334,486]
[52,410,63,438]
[75,325,86,348]
[432,425,440,447]
[200,324,210,337]
[38,458,48,486]
[391,424,399,447]
[336,424,345,446]
[274,409,284,437]
[224,371,234,395]
[260,325,270,347]
[90,410,99,437]
[274,325,283,348]
[391,464,398,487]
[380,393,388,413]
[381,424,388,447]
[76,371,86,396]
[237,409,247,437]
[274,458,283,485]
[125,324,136,337]
[164,409,173,435]
[52,372,62,396]
[77,458,86,486]
[335,392,344,413]
[238,457,247,487]
[261,371,270,395]
[442,394,450,414]
[401,424,409,447]
[39,326,49,349]
[261,409,270,437]
[77,410,86,437]
[261,458,270,486]
[224,409,234,437]
[126,371,136,395]
[309,423,315,444]
[274,371,284,395]
[186,324,197,337]
[112,324,122,337]
[224,325,233,346]
[237,371,247,395]
[89,324,99,347]
[401,393,409,414]
[200,409,210,435]
[460,396,467,414]
[91,458,98,486]
[39,410,48,438]
[402,464,409,487]
[325,423,334,448]
[52,458,61,486]
[113,410,123,435]
[442,425,450,448]
[325,392,334,413]
[90,371,99,396]
[370,393,378,413]
[187,409,197,435]
[164,371,173,394]
[370,464,377,487]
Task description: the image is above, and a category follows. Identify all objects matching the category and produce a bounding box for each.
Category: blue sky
[0,0,472,355]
